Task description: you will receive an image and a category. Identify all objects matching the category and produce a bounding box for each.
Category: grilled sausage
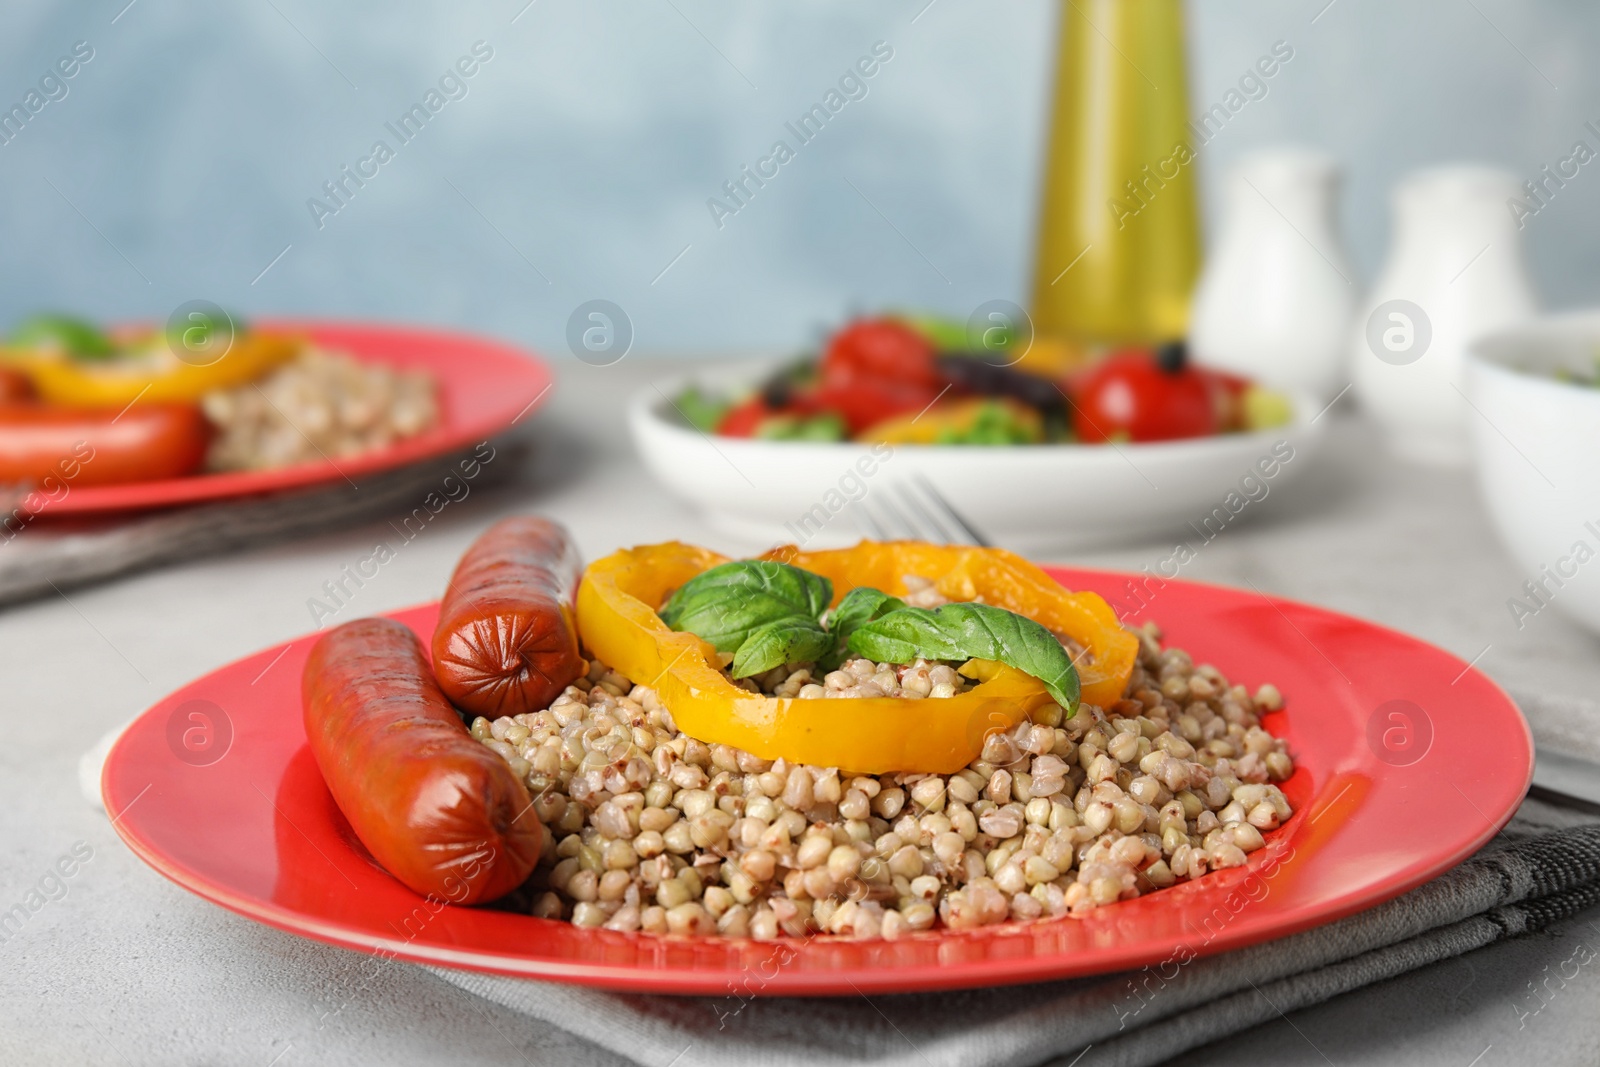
[302,617,542,904]
[0,402,208,486]
[432,517,585,718]
[0,368,33,404]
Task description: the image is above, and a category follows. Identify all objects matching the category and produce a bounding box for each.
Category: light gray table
[3,359,1597,1066]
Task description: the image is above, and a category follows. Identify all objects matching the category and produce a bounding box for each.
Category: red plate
[102,568,1532,996]
[29,320,553,515]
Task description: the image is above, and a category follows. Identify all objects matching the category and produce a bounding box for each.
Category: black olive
[760,379,793,408]
[1155,340,1187,374]
[935,353,1063,413]
[758,354,817,408]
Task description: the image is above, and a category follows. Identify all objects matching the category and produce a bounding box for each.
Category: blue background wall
[0,0,1594,361]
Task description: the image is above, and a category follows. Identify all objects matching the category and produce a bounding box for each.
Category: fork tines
[850,475,991,547]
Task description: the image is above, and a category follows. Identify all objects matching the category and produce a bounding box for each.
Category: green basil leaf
[659,560,833,653]
[731,620,833,679]
[844,606,969,663]
[10,313,115,360]
[847,602,1080,711]
[820,587,905,672]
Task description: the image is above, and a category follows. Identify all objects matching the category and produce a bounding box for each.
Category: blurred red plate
[28,320,552,515]
[102,568,1531,996]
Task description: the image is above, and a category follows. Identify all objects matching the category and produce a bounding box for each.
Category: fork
[848,474,993,547]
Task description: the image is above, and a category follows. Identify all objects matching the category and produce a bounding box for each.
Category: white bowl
[1467,312,1600,635]
[629,361,1325,553]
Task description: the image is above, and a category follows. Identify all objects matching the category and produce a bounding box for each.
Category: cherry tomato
[716,396,783,437]
[1068,347,1216,443]
[812,379,940,436]
[821,318,941,390]
[1198,366,1251,432]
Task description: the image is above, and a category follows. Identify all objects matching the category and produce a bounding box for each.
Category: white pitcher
[1351,165,1538,465]
[1189,148,1356,400]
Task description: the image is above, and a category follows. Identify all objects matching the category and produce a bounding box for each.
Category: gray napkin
[0,437,523,608]
[423,694,1600,1067]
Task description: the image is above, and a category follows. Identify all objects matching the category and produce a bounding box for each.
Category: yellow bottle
[1030,0,1201,345]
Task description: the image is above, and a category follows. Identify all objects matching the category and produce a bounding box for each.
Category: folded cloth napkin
[424,797,1600,1067]
[421,689,1600,1067]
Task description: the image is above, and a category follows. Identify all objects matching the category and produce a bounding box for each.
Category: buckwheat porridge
[473,575,1293,940]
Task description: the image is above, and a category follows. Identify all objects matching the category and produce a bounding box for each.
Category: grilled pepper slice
[861,397,1044,445]
[5,330,300,406]
[576,540,1137,774]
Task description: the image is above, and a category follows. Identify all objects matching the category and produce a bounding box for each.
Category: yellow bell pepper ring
[7,330,301,407]
[860,397,1043,445]
[575,540,1138,775]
